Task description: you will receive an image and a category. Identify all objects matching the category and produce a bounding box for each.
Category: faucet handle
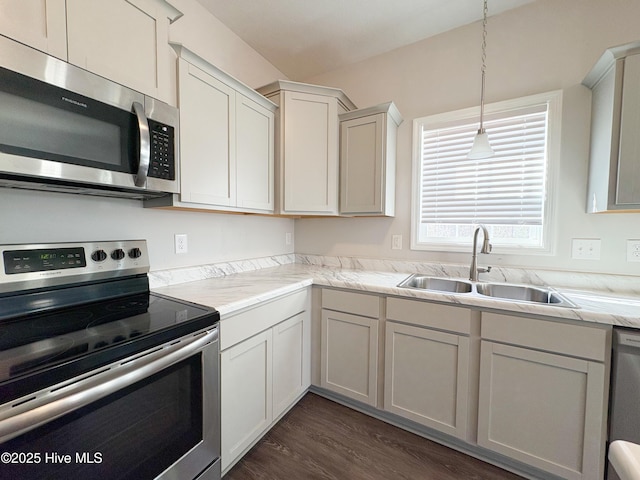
[478,266,492,274]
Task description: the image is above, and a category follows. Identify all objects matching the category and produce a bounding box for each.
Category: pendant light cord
[479,0,488,133]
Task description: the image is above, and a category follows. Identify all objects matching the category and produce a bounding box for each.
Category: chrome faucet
[469,225,492,281]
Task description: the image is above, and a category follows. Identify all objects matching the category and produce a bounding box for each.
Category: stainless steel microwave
[0,35,179,200]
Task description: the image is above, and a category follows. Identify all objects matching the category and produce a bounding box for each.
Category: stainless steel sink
[397,275,473,293]
[475,282,576,307]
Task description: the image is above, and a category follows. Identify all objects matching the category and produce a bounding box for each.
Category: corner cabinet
[384,298,475,441]
[257,80,357,216]
[339,102,403,216]
[320,289,380,406]
[156,44,275,214]
[477,312,611,480]
[220,289,310,474]
[583,41,640,212]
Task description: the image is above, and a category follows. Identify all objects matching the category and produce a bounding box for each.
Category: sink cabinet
[320,289,380,406]
[477,312,611,480]
[384,298,476,441]
[583,42,640,212]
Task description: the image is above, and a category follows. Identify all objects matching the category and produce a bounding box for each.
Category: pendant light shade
[468,0,494,159]
[468,130,494,159]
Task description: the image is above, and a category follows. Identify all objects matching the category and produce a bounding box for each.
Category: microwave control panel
[148,119,175,181]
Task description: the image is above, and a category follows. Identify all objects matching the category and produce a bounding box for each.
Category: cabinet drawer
[221,288,309,350]
[386,297,471,335]
[322,288,379,318]
[481,312,610,362]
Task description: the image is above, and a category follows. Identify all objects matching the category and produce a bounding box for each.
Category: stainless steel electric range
[0,240,220,480]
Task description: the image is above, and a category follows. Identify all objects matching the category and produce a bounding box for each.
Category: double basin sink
[397,274,577,308]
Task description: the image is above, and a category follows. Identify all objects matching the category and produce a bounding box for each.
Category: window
[411,91,562,253]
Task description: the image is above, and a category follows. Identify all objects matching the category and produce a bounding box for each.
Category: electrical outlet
[174,234,188,254]
[627,240,640,262]
[571,238,601,260]
[285,232,293,246]
[392,235,402,250]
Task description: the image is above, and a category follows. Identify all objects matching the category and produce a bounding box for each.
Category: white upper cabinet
[257,80,357,216]
[583,41,640,212]
[66,0,181,103]
[178,58,236,206]
[173,44,276,213]
[339,102,402,216]
[0,0,67,60]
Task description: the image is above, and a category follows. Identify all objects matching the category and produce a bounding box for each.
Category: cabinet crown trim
[583,40,640,88]
[170,42,277,111]
[257,79,357,111]
[339,101,403,126]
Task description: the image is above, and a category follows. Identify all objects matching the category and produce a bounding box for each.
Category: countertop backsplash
[150,253,639,297]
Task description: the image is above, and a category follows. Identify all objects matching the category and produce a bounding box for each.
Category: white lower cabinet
[384,322,470,439]
[220,289,310,473]
[477,312,611,480]
[272,312,311,418]
[221,329,272,472]
[384,298,474,440]
[320,289,380,406]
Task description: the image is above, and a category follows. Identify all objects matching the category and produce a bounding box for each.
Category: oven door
[0,328,220,480]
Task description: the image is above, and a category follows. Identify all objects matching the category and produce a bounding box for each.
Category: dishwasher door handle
[616,331,640,350]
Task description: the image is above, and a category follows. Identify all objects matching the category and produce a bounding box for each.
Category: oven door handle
[132,101,151,187]
[0,328,218,444]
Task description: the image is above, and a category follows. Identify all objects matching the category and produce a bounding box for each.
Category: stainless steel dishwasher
[608,328,640,480]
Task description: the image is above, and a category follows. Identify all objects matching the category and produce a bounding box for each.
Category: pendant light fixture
[468,0,495,159]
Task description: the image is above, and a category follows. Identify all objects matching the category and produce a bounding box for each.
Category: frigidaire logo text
[61,96,88,108]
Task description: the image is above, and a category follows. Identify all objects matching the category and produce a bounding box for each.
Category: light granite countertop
[152,263,640,328]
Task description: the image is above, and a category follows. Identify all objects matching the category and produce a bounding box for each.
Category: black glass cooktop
[0,291,219,404]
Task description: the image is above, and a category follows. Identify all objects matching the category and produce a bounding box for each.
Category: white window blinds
[420,104,548,225]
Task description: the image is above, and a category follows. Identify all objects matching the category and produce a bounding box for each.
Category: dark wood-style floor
[224,393,524,480]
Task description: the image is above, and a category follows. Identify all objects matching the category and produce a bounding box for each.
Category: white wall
[296,0,640,276]
[0,0,294,272]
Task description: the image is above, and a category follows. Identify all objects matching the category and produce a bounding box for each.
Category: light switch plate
[571,238,600,260]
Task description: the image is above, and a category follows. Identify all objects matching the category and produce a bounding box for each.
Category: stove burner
[106,297,149,312]
[29,310,93,329]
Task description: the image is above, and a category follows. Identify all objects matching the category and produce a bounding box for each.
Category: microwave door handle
[132,101,150,187]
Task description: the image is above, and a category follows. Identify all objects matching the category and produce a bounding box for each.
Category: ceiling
[195,0,535,80]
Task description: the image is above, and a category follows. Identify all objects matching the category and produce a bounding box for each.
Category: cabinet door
[617,53,640,205]
[477,341,607,480]
[384,322,469,439]
[178,59,236,206]
[236,93,274,212]
[66,0,179,102]
[282,91,338,214]
[221,330,272,472]
[272,312,310,418]
[340,113,384,214]
[321,309,378,406]
[0,0,67,59]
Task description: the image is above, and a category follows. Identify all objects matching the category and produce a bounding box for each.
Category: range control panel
[0,240,149,293]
